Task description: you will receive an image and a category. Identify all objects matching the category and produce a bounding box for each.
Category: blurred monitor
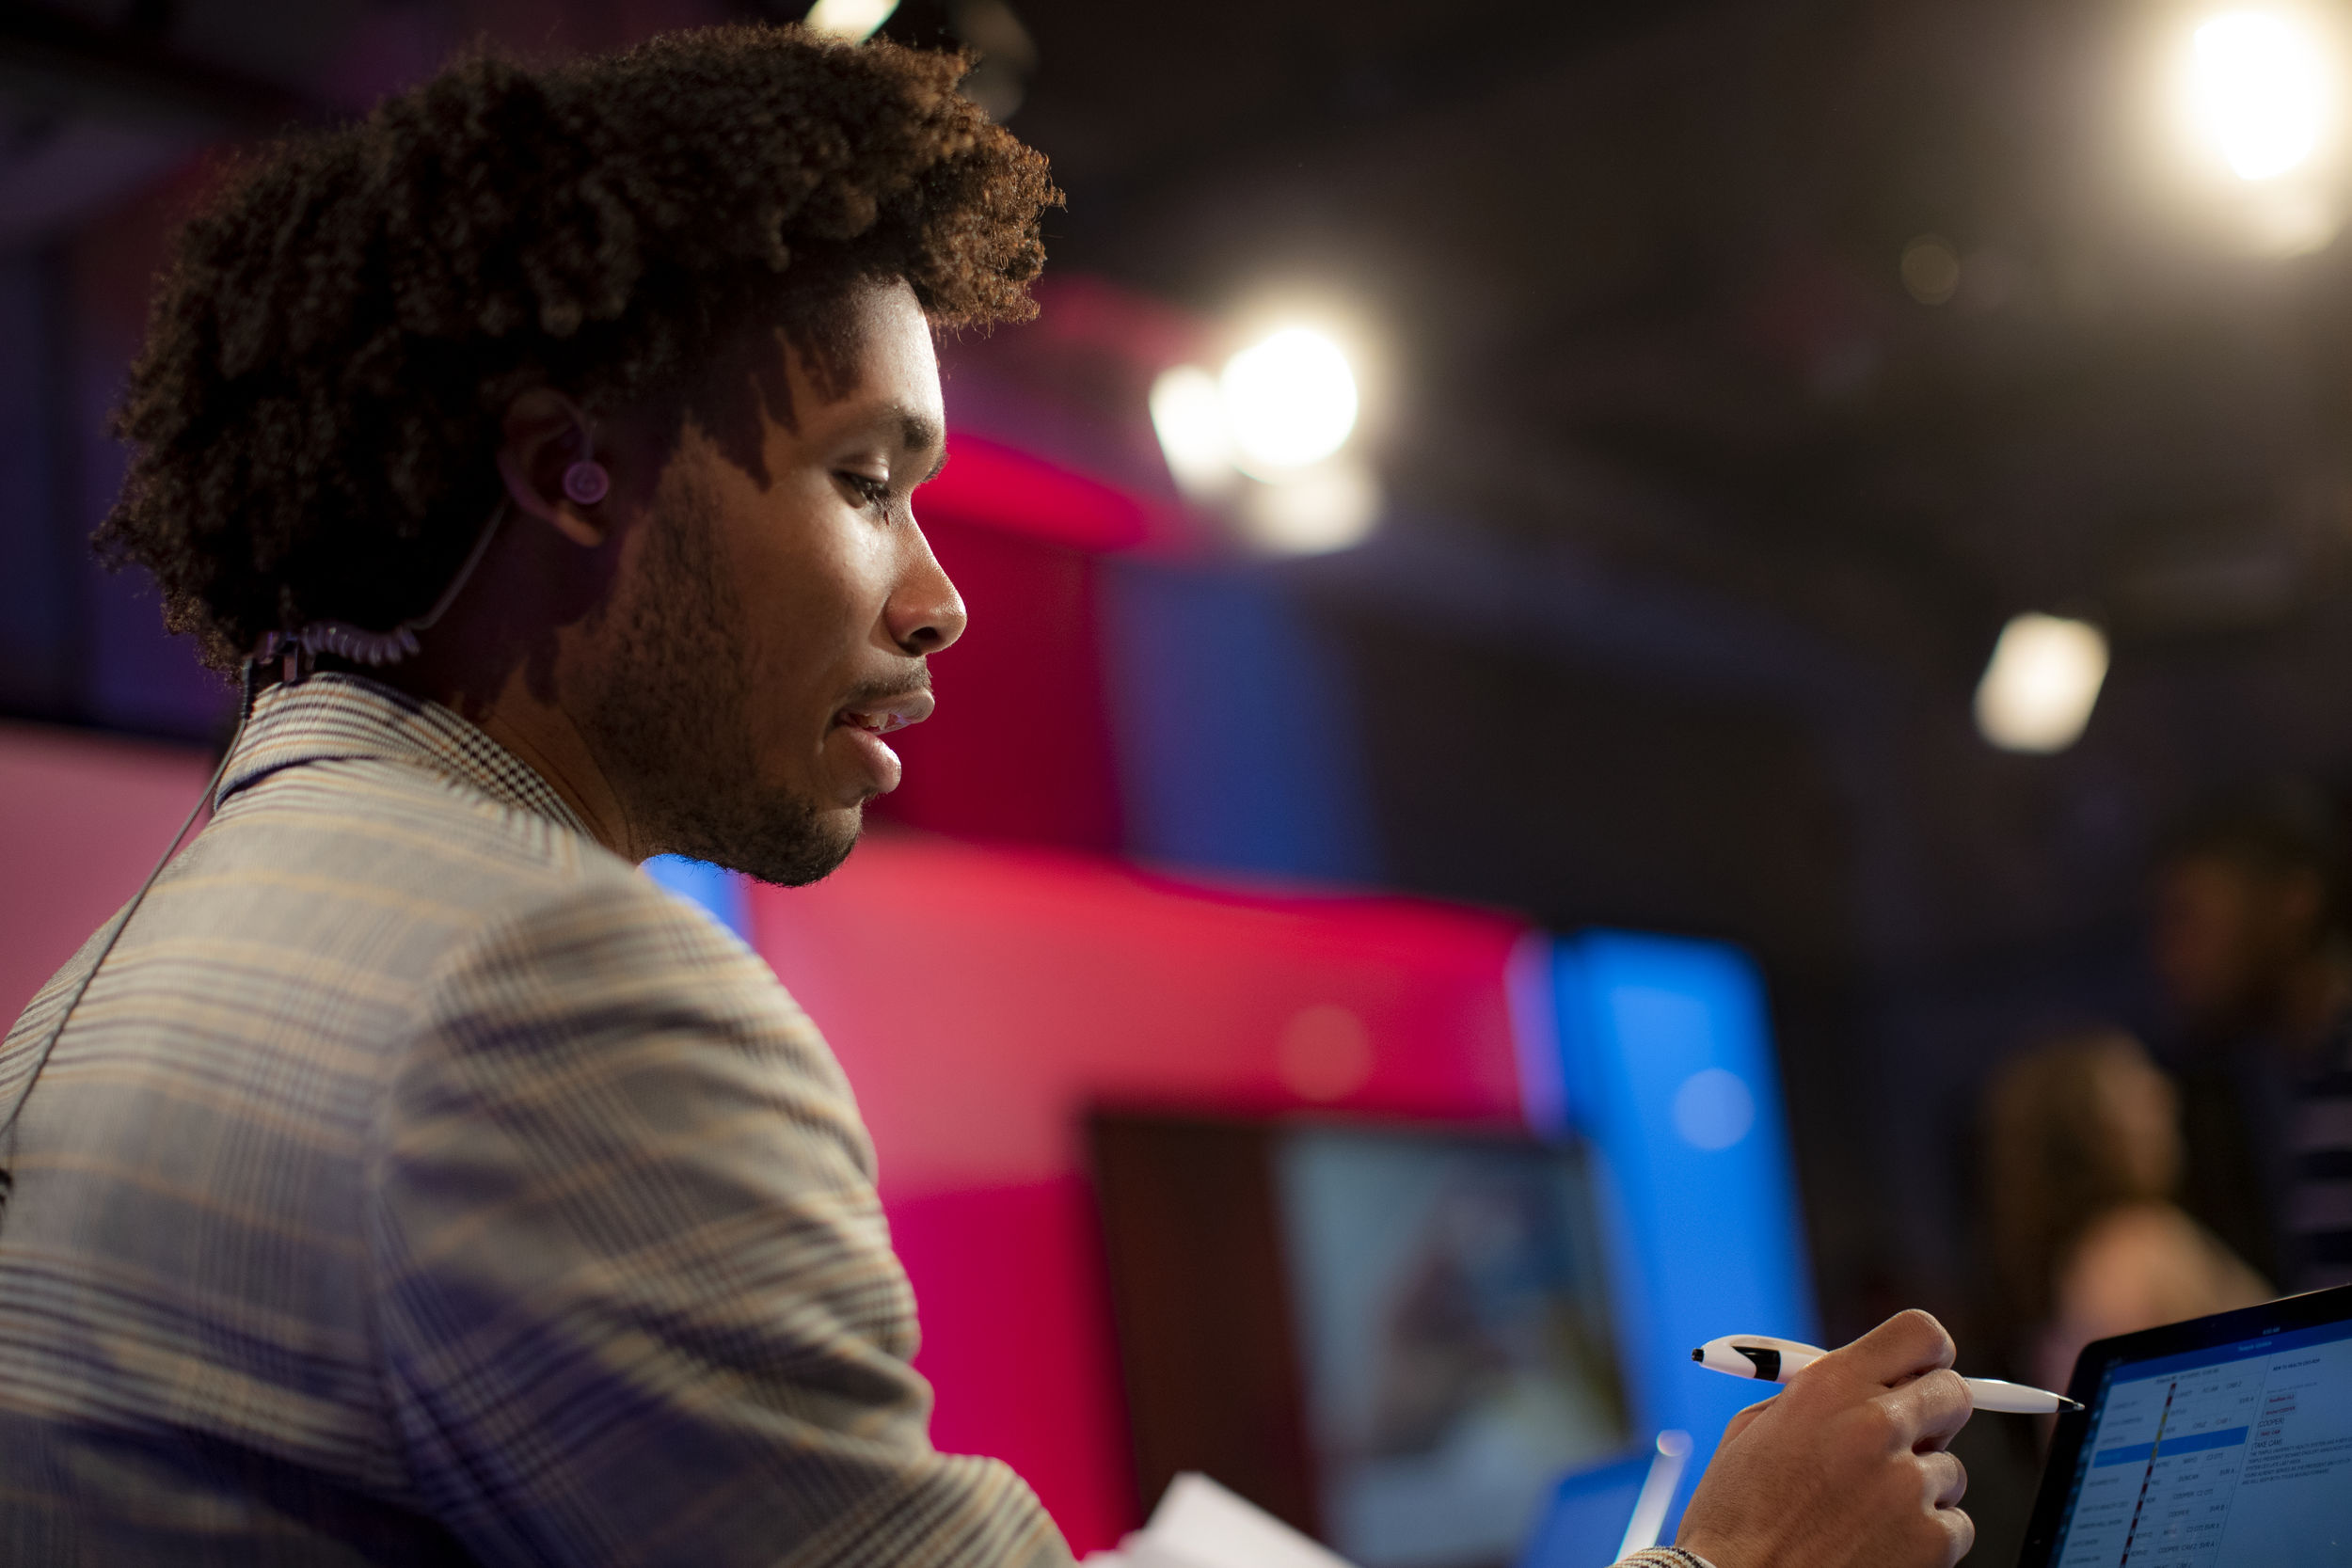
[1090,1113,1629,1568]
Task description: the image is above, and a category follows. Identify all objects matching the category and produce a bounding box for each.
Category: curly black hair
[97,24,1059,672]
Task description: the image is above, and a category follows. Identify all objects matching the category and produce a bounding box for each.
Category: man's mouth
[828,686,936,795]
[832,687,935,736]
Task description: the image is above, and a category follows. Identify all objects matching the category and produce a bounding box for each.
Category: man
[2151,784,2352,1289]
[0,26,1975,1567]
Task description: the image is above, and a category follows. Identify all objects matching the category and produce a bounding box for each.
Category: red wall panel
[868,515,1124,856]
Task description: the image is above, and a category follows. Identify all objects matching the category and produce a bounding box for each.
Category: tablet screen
[2043,1314,2352,1564]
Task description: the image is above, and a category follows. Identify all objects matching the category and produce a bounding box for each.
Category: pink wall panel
[919,433,1155,555]
[753,832,1528,1197]
[0,723,213,1026]
[749,832,1532,1550]
[884,1178,1135,1554]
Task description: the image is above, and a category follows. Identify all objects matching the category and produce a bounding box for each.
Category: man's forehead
[783,286,945,435]
[686,283,942,482]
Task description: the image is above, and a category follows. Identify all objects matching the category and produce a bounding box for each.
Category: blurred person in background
[1983,1030,2270,1400]
[2150,783,2352,1290]
[0,24,1979,1568]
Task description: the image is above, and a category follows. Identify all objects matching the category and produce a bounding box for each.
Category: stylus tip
[2058,1397,2083,1411]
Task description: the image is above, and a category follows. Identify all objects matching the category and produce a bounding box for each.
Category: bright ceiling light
[1220,327,1359,475]
[1149,364,1235,499]
[1975,613,2110,754]
[803,0,898,43]
[2186,11,2333,180]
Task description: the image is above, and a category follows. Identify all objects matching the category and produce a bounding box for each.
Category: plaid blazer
[0,673,1070,1568]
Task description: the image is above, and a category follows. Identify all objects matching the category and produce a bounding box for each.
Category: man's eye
[840,472,892,509]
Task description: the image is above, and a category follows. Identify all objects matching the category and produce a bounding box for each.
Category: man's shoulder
[6,747,813,1139]
[40,751,786,1052]
[213,747,609,886]
[416,845,793,1032]
[184,749,684,958]
[242,753,806,1039]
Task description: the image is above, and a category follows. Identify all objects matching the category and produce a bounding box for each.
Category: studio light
[1219,327,1359,475]
[1974,613,2110,754]
[1147,322,1379,555]
[2185,10,2334,181]
[1148,364,1236,499]
[803,0,899,43]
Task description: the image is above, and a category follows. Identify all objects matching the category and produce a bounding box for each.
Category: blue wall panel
[1099,559,1381,883]
[643,854,751,942]
[1543,931,1818,1530]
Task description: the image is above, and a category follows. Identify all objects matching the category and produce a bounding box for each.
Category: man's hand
[1675,1309,1975,1568]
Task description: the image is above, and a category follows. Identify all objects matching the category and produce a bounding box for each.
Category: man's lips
[833,687,935,735]
[828,686,933,797]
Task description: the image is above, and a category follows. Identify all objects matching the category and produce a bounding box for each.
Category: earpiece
[562,460,610,506]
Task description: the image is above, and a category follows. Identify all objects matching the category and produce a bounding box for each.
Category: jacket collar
[215,673,595,841]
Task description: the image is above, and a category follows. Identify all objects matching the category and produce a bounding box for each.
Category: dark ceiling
[16,0,2352,684]
[933,0,2352,692]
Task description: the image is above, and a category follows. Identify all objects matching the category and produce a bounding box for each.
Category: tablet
[2016,1283,2352,1566]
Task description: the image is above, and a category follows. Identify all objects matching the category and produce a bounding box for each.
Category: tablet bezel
[2014,1281,2352,1567]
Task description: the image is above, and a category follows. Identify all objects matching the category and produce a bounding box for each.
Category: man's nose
[888,533,966,655]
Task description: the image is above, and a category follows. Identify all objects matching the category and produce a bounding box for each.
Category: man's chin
[748,815,862,888]
[674,799,862,890]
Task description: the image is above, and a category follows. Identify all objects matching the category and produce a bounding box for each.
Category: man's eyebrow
[891,407,947,482]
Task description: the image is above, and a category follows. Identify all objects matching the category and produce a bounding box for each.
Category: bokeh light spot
[1974,612,2110,754]
[1670,1067,1756,1151]
[2188,11,2332,181]
[803,0,899,43]
[1221,327,1360,474]
[1149,364,1236,498]
[1278,1002,1375,1101]
[1900,234,1962,305]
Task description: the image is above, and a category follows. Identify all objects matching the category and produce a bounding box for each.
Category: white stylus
[1692,1335,2084,1414]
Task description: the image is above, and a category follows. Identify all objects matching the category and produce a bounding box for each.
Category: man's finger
[1918,1449,1967,1510]
[1830,1308,1957,1390]
[1883,1368,1973,1451]
[1932,1503,1977,1567]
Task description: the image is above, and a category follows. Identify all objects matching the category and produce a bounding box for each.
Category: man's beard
[580,476,859,888]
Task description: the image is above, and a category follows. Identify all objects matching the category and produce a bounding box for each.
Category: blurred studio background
[7,0,2352,1561]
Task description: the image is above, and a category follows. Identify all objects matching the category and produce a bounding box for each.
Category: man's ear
[497,388,606,547]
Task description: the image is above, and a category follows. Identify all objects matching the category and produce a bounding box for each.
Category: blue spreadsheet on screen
[2043,1316,2352,1565]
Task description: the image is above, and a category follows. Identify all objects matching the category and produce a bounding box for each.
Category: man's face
[583,278,961,884]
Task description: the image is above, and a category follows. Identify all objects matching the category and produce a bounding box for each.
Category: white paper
[1089,1473,1361,1568]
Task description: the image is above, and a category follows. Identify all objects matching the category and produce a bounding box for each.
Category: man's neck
[376,658,644,863]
